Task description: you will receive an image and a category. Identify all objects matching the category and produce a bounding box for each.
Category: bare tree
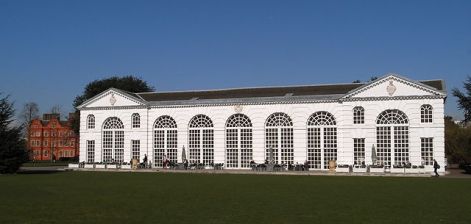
[51,105,62,115]
[19,102,39,139]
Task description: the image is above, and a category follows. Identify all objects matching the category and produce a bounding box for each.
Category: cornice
[79,105,149,111]
[79,94,444,111]
[340,95,445,102]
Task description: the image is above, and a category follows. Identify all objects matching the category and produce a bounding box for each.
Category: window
[87,114,95,129]
[353,106,365,124]
[353,138,365,165]
[265,112,293,165]
[44,131,49,137]
[421,104,433,123]
[114,131,124,163]
[102,117,125,163]
[153,116,178,167]
[307,111,337,169]
[132,140,140,160]
[87,140,95,163]
[43,140,48,147]
[44,150,48,157]
[226,114,253,168]
[421,138,433,166]
[376,109,409,166]
[132,113,140,128]
[188,115,213,165]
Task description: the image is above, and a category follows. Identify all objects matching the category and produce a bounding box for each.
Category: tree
[71,76,154,133]
[452,76,471,122]
[352,80,361,83]
[19,102,39,138]
[369,76,378,82]
[0,94,28,173]
[50,104,62,115]
[444,116,471,165]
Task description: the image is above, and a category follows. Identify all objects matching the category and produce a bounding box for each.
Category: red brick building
[29,113,79,161]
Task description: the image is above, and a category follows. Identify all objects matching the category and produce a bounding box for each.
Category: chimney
[43,113,60,121]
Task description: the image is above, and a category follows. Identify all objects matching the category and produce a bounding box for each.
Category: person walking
[433,159,440,177]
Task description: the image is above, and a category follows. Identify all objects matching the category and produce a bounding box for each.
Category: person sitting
[162,155,167,168]
[184,159,188,170]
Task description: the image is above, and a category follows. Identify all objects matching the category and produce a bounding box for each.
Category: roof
[76,74,446,109]
[136,79,445,104]
[137,83,364,102]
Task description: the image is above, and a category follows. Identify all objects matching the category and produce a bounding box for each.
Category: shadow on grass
[16,166,67,175]
[17,170,65,175]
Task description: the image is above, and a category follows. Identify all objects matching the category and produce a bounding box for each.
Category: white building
[77,74,446,172]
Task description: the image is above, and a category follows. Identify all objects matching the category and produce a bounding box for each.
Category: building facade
[29,113,79,161]
[77,74,446,172]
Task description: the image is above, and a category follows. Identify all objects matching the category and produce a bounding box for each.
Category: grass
[0,172,470,224]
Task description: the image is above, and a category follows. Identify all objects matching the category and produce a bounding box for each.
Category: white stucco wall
[79,97,445,172]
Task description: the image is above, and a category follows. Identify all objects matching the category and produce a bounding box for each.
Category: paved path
[442,168,471,178]
[19,166,471,178]
[72,167,440,178]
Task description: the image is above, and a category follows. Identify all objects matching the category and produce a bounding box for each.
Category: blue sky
[0,0,470,119]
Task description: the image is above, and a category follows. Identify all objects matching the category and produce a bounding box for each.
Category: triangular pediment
[77,88,146,109]
[342,74,446,99]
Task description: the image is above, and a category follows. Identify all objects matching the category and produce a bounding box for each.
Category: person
[143,154,148,168]
[184,159,188,170]
[162,154,167,168]
[433,159,440,177]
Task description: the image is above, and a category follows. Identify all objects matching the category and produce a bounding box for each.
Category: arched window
[421,104,433,123]
[376,109,408,125]
[265,112,293,164]
[307,111,337,169]
[376,109,409,166]
[226,114,253,168]
[132,113,140,128]
[154,115,178,167]
[102,117,124,163]
[188,115,214,165]
[87,114,95,129]
[353,106,364,124]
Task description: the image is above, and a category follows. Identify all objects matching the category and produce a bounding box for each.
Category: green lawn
[0,172,470,224]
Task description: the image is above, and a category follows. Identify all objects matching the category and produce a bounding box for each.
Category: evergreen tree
[452,76,471,122]
[0,94,28,173]
[71,76,155,133]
